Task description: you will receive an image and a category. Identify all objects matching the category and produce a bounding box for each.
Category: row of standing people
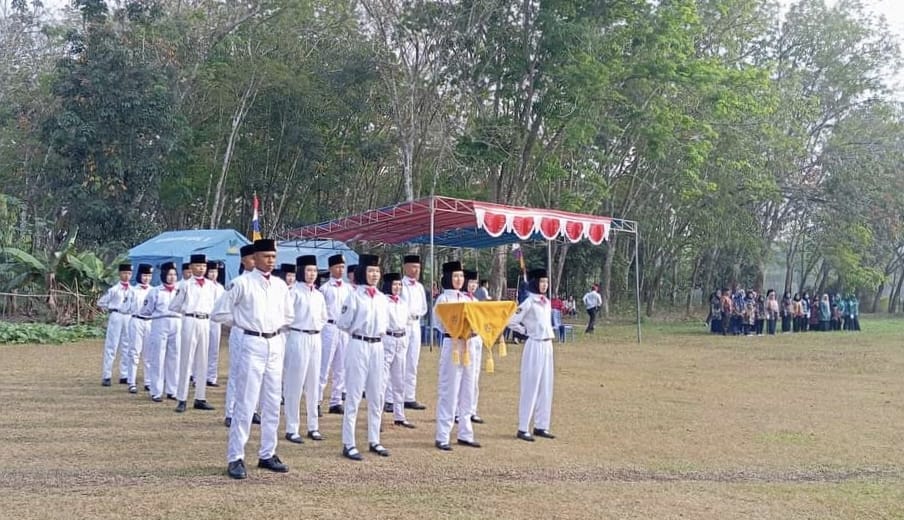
[98,241,558,480]
[707,288,862,336]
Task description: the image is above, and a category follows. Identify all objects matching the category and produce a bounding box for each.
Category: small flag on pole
[251,193,262,241]
[512,243,526,277]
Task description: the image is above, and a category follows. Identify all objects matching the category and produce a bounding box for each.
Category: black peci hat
[137,264,153,275]
[403,254,420,264]
[528,268,548,280]
[253,239,276,253]
[296,255,317,268]
[206,261,219,271]
[181,263,190,271]
[347,264,358,274]
[190,254,206,264]
[328,254,345,267]
[118,263,133,272]
[280,263,296,274]
[464,270,478,282]
[240,244,255,257]
[442,261,463,273]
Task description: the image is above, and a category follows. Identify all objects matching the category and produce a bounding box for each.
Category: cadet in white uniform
[283,255,327,444]
[205,261,226,387]
[224,245,256,427]
[280,263,297,291]
[462,271,485,424]
[381,273,415,428]
[98,263,134,386]
[126,264,154,394]
[319,254,352,415]
[337,254,391,460]
[170,254,217,412]
[147,263,181,402]
[388,255,428,411]
[433,261,480,451]
[213,239,294,480]
[507,268,557,442]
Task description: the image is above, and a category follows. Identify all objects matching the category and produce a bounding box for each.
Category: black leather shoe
[143,385,150,392]
[435,441,452,451]
[258,455,288,473]
[384,402,394,413]
[151,395,162,403]
[119,378,128,385]
[328,404,344,415]
[128,385,137,394]
[224,417,232,427]
[369,443,390,457]
[454,416,459,424]
[166,394,176,401]
[227,459,247,479]
[342,446,363,461]
[102,378,112,387]
[394,420,416,429]
[252,412,262,425]
[285,433,304,444]
[206,381,219,387]
[307,430,324,441]
[174,401,186,413]
[404,401,427,410]
[533,428,556,439]
[457,438,482,448]
[471,415,485,424]
[516,430,535,442]
[193,399,214,411]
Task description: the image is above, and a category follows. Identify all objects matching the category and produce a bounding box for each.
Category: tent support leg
[635,230,642,344]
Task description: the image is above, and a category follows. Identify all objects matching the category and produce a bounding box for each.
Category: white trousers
[127,317,152,387]
[148,316,180,398]
[207,322,222,384]
[176,317,209,402]
[342,338,385,448]
[101,312,131,380]
[518,338,554,432]
[227,334,285,463]
[382,334,408,422]
[460,336,483,418]
[319,323,348,406]
[402,320,422,402]
[225,326,243,418]
[435,338,475,444]
[284,330,322,435]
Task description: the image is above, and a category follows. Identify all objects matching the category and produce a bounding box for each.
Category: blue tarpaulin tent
[128,229,250,284]
[276,239,359,272]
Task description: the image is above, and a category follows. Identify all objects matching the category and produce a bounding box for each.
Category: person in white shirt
[146,262,182,402]
[279,263,297,291]
[283,254,328,444]
[205,261,226,388]
[381,272,415,428]
[582,284,603,333]
[433,261,480,451]
[213,239,294,480]
[223,245,257,427]
[474,279,491,301]
[508,268,557,442]
[386,254,428,412]
[461,270,485,425]
[98,263,134,386]
[337,254,391,460]
[170,254,217,413]
[125,264,154,394]
[319,254,352,416]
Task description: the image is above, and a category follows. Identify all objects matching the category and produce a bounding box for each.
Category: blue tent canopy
[128,229,250,284]
[276,239,359,272]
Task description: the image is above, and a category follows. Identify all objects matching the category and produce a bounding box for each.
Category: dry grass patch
[1,319,903,519]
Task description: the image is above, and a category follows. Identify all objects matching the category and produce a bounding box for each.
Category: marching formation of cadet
[98,240,559,480]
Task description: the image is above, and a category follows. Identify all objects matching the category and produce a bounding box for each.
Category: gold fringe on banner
[435,301,517,372]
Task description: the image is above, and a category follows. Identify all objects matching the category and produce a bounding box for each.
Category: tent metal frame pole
[429,196,436,349]
[634,229,642,344]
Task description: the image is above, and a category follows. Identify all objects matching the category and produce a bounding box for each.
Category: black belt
[351,334,381,343]
[244,330,281,339]
[409,315,420,321]
[386,331,406,338]
[533,337,554,342]
[185,313,210,319]
[111,309,127,314]
[290,328,320,335]
[327,319,336,324]
[132,315,152,320]
[443,333,477,339]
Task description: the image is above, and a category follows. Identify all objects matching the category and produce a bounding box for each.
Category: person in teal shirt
[845,294,861,331]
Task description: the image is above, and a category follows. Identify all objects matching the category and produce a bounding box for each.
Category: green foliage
[0,321,104,345]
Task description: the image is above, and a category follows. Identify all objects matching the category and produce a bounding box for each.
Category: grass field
[1,318,903,519]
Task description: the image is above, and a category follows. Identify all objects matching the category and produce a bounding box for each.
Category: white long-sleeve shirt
[431,289,466,335]
[400,276,428,323]
[211,269,293,333]
[98,282,132,313]
[169,277,217,315]
[290,284,328,331]
[336,285,389,339]
[146,284,180,318]
[508,292,555,340]
[582,290,602,310]
[128,284,153,316]
[386,294,409,333]
[321,277,353,322]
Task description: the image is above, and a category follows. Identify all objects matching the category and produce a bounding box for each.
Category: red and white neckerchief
[195,277,205,287]
[366,287,376,298]
[164,284,175,292]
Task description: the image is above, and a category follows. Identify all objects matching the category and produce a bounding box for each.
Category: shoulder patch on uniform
[341,305,348,313]
[515,307,524,314]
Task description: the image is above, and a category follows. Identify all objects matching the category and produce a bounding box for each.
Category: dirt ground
[1,319,903,519]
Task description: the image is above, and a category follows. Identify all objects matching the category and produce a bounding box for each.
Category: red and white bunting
[474,204,611,244]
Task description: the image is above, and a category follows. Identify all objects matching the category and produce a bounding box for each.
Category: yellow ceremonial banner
[434,301,517,372]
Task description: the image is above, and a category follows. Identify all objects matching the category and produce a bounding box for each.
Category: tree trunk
[889,268,904,314]
[552,242,569,297]
[686,255,702,316]
[490,245,508,300]
[209,76,258,228]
